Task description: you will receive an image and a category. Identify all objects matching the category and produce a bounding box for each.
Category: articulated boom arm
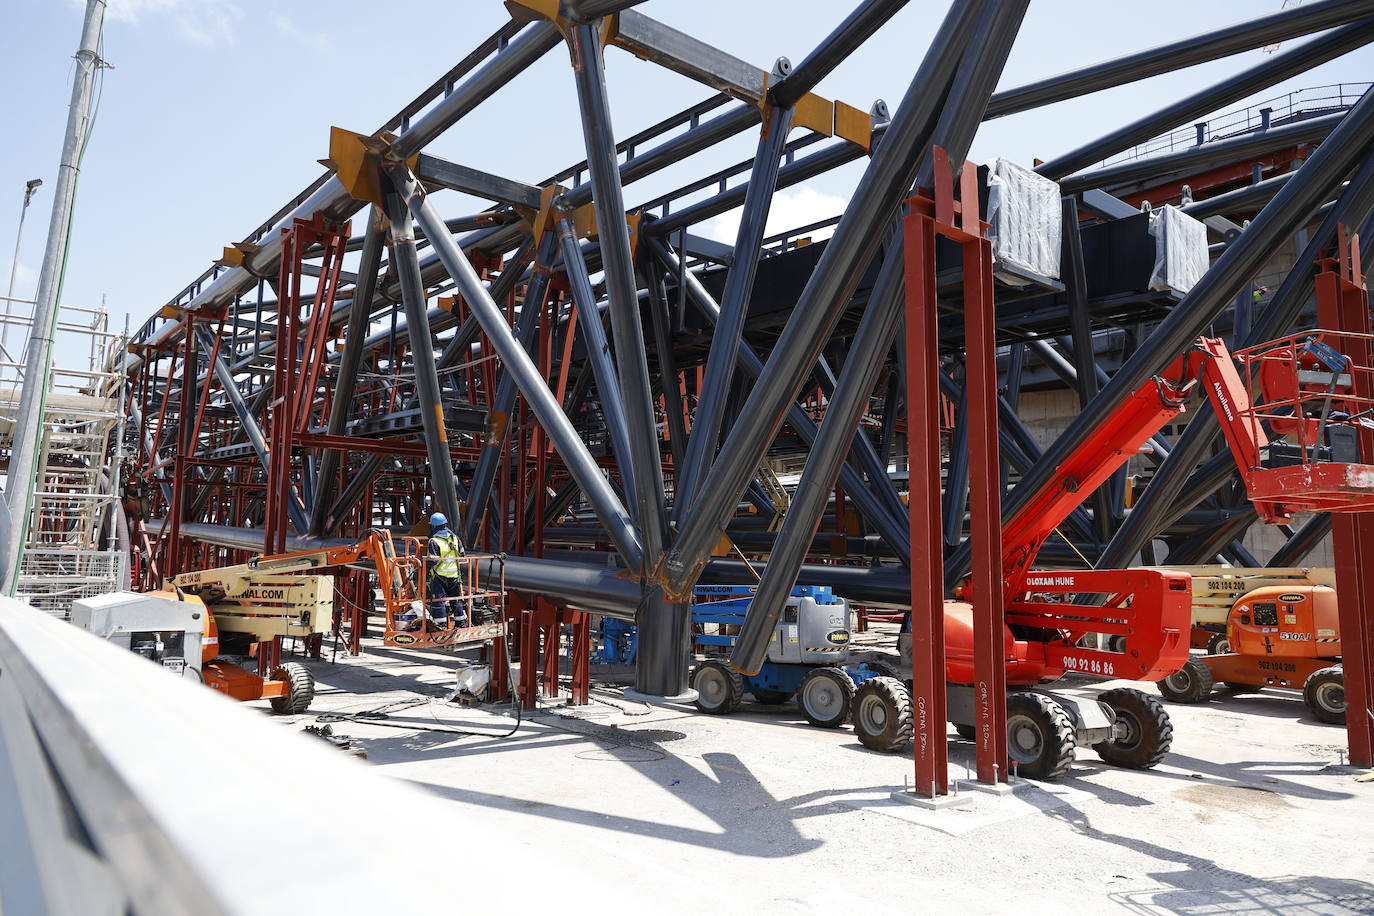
[1000,337,1263,595]
[1002,344,1203,591]
[170,530,403,596]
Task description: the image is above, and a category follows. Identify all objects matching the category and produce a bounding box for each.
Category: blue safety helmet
[430,512,449,529]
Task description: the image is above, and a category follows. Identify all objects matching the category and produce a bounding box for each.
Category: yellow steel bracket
[788,93,872,149]
[505,0,570,35]
[833,100,872,151]
[762,71,871,151]
[520,183,599,240]
[215,246,244,269]
[325,126,420,206]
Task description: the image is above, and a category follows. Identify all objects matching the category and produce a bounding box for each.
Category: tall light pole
[3,178,44,361]
[4,0,106,594]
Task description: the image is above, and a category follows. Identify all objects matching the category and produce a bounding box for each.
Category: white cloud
[270,12,330,54]
[102,0,244,45]
[700,186,848,248]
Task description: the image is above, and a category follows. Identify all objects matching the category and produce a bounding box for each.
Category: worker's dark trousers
[429,575,465,625]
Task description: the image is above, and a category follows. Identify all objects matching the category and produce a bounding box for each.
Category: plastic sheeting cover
[986,157,1062,283]
[1148,204,1209,294]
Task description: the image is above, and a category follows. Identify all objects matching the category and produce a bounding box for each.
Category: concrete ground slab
[254,638,1374,914]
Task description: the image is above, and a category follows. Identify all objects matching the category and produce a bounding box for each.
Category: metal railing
[1098,82,1371,169]
[13,548,126,619]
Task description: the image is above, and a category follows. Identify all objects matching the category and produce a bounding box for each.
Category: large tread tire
[1157,656,1214,703]
[1206,633,1231,655]
[269,663,315,714]
[1005,692,1076,781]
[1094,688,1173,770]
[798,667,855,729]
[751,689,793,706]
[691,660,743,715]
[1303,666,1346,725]
[852,677,913,752]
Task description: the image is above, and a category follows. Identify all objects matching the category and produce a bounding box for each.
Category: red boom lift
[864,332,1369,778]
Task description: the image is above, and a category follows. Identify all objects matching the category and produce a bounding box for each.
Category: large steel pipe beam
[463,230,561,545]
[165,521,643,619]
[393,169,645,570]
[380,181,464,526]
[985,0,1374,119]
[661,0,989,596]
[556,218,637,509]
[974,87,1374,584]
[569,20,686,700]
[569,22,671,553]
[675,100,793,521]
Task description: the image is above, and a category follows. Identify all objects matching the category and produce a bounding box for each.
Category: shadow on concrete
[403,745,830,858]
[1110,873,1374,915]
[1036,781,1374,914]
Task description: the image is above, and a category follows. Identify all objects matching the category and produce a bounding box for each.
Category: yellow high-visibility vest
[431,533,463,577]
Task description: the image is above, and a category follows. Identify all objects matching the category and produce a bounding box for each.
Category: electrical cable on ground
[315,567,523,738]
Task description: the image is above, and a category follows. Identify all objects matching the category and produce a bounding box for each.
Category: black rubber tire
[751,689,793,705]
[1206,633,1231,655]
[1157,656,1215,703]
[852,677,913,752]
[691,660,743,715]
[797,667,855,729]
[953,723,977,741]
[269,663,315,714]
[1105,635,1127,654]
[1094,688,1173,770]
[1005,692,1075,781]
[1303,666,1346,725]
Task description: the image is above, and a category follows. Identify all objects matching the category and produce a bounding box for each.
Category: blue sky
[1,0,1370,339]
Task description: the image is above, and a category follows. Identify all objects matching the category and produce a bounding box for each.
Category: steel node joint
[327,126,419,207]
[506,0,620,41]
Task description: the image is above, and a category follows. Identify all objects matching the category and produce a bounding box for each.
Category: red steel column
[959,165,1009,785]
[1316,233,1373,766]
[904,203,948,798]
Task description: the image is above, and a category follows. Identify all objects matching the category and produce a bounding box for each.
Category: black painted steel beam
[662,0,988,595]
[769,0,910,109]
[986,0,1374,119]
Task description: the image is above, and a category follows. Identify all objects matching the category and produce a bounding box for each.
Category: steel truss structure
[112,1,1374,772]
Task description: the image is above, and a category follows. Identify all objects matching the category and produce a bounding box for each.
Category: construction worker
[427,512,466,628]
